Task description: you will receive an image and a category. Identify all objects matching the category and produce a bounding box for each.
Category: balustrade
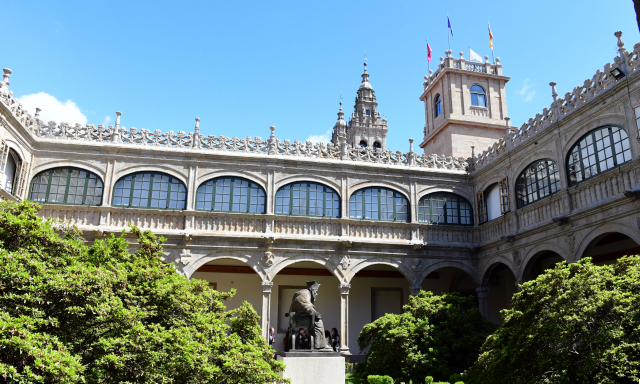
[274,216,341,237]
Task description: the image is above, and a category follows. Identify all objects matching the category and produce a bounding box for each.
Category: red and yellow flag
[488,22,494,50]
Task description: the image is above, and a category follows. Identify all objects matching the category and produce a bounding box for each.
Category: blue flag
[448,16,454,38]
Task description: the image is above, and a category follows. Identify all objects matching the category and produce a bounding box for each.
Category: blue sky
[4,0,639,152]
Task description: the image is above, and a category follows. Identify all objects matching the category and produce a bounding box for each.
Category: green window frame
[195,177,265,213]
[349,187,408,222]
[567,126,632,186]
[29,167,104,206]
[418,192,473,226]
[275,182,340,217]
[516,159,560,208]
[112,172,186,209]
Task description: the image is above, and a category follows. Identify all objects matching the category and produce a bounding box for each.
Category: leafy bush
[465,257,640,383]
[0,200,287,383]
[358,291,495,383]
[367,375,394,384]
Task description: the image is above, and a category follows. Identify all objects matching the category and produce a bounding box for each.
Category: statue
[285,280,328,350]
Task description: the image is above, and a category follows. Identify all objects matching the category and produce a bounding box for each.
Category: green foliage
[424,376,457,384]
[358,291,495,383]
[367,375,394,384]
[465,257,640,383]
[0,200,287,383]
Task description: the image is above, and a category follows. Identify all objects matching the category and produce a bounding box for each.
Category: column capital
[339,283,351,294]
[262,281,274,293]
[409,286,422,296]
[475,286,489,297]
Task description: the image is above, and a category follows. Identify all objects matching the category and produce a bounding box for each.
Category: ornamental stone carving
[410,258,424,272]
[338,255,350,270]
[512,251,521,267]
[261,251,275,267]
[178,248,192,266]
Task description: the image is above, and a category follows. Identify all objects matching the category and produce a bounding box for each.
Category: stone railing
[421,225,474,245]
[569,161,638,213]
[274,216,342,237]
[472,33,640,171]
[349,220,412,241]
[424,51,502,89]
[0,90,469,172]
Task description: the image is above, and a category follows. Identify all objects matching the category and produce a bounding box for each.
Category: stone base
[277,353,345,384]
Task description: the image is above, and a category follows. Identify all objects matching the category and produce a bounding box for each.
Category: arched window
[29,167,103,206]
[275,182,339,217]
[434,94,442,118]
[349,187,408,222]
[113,172,186,209]
[470,85,486,107]
[418,192,473,225]
[567,126,632,186]
[359,140,368,148]
[516,160,560,208]
[373,141,381,149]
[196,177,265,213]
[2,149,20,196]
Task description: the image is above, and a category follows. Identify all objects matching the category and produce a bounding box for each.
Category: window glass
[418,192,473,226]
[276,182,339,217]
[29,167,104,206]
[434,95,442,118]
[113,172,185,209]
[470,85,486,107]
[349,187,408,222]
[516,160,560,208]
[196,177,265,213]
[567,126,632,186]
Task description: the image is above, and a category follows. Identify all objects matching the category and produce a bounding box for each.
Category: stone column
[476,287,489,319]
[261,281,274,340]
[339,283,351,355]
[409,285,422,296]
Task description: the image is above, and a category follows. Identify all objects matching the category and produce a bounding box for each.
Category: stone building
[1,31,640,360]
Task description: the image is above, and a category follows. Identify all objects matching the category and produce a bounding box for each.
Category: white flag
[469,48,483,63]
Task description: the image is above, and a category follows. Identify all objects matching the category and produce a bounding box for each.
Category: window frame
[28,167,104,206]
[434,94,442,118]
[566,125,633,186]
[499,177,510,214]
[275,181,340,218]
[516,159,561,209]
[195,176,266,214]
[112,172,187,210]
[349,187,409,222]
[634,105,640,138]
[418,192,474,226]
[470,84,487,107]
[359,140,368,148]
[475,191,487,224]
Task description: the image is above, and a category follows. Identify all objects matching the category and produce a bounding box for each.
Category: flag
[427,40,433,62]
[488,23,493,49]
[448,16,454,38]
[469,48,483,63]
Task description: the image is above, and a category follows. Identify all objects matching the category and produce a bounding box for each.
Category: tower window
[373,141,381,149]
[359,140,368,148]
[434,94,442,118]
[366,110,371,116]
[470,85,486,107]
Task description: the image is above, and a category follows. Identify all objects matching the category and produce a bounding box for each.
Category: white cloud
[103,115,112,126]
[306,129,332,144]
[17,92,88,125]
[518,78,535,102]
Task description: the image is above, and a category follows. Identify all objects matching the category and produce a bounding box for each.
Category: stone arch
[475,175,507,195]
[274,175,341,196]
[196,170,266,188]
[345,258,414,285]
[479,257,517,287]
[511,152,560,186]
[417,185,474,203]
[268,255,344,283]
[3,138,27,162]
[575,222,640,263]
[561,113,628,155]
[183,250,267,281]
[31,160,106,180]
[113,165,188,186]
[417,259,479,286]
[348,180,410,199]
[480,259,518,325]
[519,242,569,281]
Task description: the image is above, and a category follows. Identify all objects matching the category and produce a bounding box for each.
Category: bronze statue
[286,280,328,350]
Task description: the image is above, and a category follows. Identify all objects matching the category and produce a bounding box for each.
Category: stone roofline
[470,31,640,172]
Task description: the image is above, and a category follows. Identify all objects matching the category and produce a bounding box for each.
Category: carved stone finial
[504,116,511,127]
[495,57,501,64]
[115,111,122,128]
[549,82,558,102]
[459,51,464,59]
[2,68,12,84]
[35,108,41,118]
[615,31,624,49]
[194,117,200,133]
[429,69,433,76]
[409,138,414,153]
[269,125,276,139]
[484,55,489,62]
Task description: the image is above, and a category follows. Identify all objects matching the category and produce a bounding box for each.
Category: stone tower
[332,62,388,150]
[419,51,510,158]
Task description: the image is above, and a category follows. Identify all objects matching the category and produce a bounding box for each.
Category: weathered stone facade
[1,31,640,358]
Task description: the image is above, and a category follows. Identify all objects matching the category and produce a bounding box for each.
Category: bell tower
[419,51,510,158]
[333,62,388,150]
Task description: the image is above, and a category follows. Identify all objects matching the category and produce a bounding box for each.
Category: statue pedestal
[277,351,345,384]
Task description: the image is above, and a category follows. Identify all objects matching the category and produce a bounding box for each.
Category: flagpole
[447,13,451,51]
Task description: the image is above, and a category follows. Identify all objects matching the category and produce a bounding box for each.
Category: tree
[357,291,496,383]
[465,257,640,384]
[0,200,287,383]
